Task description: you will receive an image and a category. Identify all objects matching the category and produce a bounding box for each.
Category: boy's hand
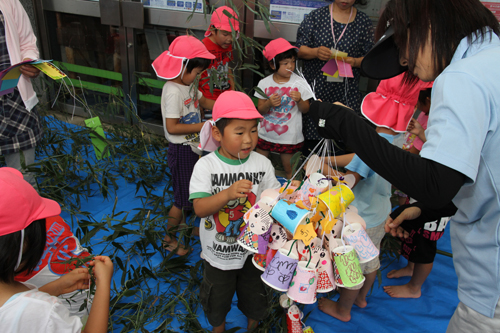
[290,91,302,103]
[39,267,90,296]
[316,46,332,61]
[227,179,253,201]
[90,256,114,286]
[269,93,281,108]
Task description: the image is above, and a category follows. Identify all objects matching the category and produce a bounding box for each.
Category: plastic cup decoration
[287,261,319,304]
[343,222,379,263]
[261,247,299,292]
[315,247,335,293]
[332,245,365,288]
[271,199,312,235]
[237,223,272,254]
[297,173,329,209]
[317,184,355,218]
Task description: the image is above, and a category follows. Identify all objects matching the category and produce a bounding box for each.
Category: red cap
[263,38,298,61]
[0,167,61,236]
[152,35,215,80]
[361,73,433,133]
[199,91,262,152]
[204,6,240,37]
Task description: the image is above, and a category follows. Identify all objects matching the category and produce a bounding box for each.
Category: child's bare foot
[318,298,351,322]
[386,265,413,279]
[383,284,421,298]
[354,296,367,308]
[163,235,191,256]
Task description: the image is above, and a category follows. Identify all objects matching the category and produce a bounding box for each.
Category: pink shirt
[0,0,39,111]
[412,112,429,151]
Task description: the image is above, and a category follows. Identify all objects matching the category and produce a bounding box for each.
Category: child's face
[180,66,205,86]
[212,29,234,49]
[273,57,296,79]
[214,119,258,160]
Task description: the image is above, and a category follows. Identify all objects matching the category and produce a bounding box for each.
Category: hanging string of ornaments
[236,136,379,332]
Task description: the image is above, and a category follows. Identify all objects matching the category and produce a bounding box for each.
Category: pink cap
[152,35,215,80]
[361,73,433,133]
[0,167,61,236]
[204,6,240,37]
[263,38,298,61]
[199,91,262,152]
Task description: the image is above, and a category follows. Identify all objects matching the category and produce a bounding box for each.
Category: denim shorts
[199,257,270,327]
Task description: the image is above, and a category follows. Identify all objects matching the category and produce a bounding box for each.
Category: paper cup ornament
[298,173,329,209]
[316,248,335,293]
[343,222,379,263]
[305,154,323,177]
[287,261,318,304]
[279,183,299,202]
[279,293,294,309]
[268,224,287,250]
[331,219,343,239]
[252,252,267,271]
[244,199,273,235]
[332,245,365,288]
[318,184,355,218]
[344,211,367,230]
[237,224,271,254]
[345,204,359,215]
[259,188,280,202]
[262,247,299,291]
[271,199,311,234]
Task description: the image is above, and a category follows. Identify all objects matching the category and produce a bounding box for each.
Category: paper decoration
[332,245,365,288]
[319,217,338,235]
[84,117,111,160]
[337,61,354,78]
[317,184,355,218]
[287,261,318,304]
[343,222,379,263]
[31,60,67,80]
[294,223,317,247]
[262,247,299,292]
[268,224,287,250]
[321,59,339,76]
[330,48,348,60]
[271,200,311,234]
[244,199,273,235]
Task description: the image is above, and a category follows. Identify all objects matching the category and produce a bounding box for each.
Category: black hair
[184,57,211,74]
[418,88,432,105]
[215,118,232,135]
[270,49,297,72]
[377,0,499,82]
[0,219,46,284]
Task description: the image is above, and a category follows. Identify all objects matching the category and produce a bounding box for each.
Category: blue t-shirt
[420,29,500,318]
[345,132,393,229]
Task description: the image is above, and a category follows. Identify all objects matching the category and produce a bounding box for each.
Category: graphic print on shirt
[261,86,298,136]
[206,62,230,91]
[179,98,201,142]
[16,216,91,281]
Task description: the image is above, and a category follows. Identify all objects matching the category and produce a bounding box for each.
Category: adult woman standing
[308,0,500,330]
[296,0,373,154]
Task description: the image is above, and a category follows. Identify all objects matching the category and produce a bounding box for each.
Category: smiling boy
[189,91,280,332]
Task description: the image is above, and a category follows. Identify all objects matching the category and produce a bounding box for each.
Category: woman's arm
[308,101,465,209]
[298,45,332,61]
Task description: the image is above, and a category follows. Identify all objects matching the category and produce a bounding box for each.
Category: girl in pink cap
[0,167,114,332]
[254,38,313,179]
[152,35,216,255]
[199,6,240,105]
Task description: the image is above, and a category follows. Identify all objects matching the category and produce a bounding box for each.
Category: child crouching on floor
[189,91,281,332]
[152,35,216,255]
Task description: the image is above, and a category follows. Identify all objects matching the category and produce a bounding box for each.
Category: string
[330,4,353,52]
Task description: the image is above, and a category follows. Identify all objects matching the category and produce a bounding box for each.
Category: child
[189,91,281,332]
[152,35,216,255]
[199,6,239,107]
[403,88,432,154]
[255,38,312,179]
[384,200,455,299]
[0,167,113,332]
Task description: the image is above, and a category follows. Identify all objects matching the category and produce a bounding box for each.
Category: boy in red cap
[189,91,281,332]
[199,6,239,107]
[255,38,313,179]
[152,35,216,255]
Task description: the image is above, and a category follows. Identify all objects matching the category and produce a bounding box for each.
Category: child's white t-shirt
[0,285,83,332]
[254,74,314,145]
[189,150,281,270]
[161,80,203,150]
